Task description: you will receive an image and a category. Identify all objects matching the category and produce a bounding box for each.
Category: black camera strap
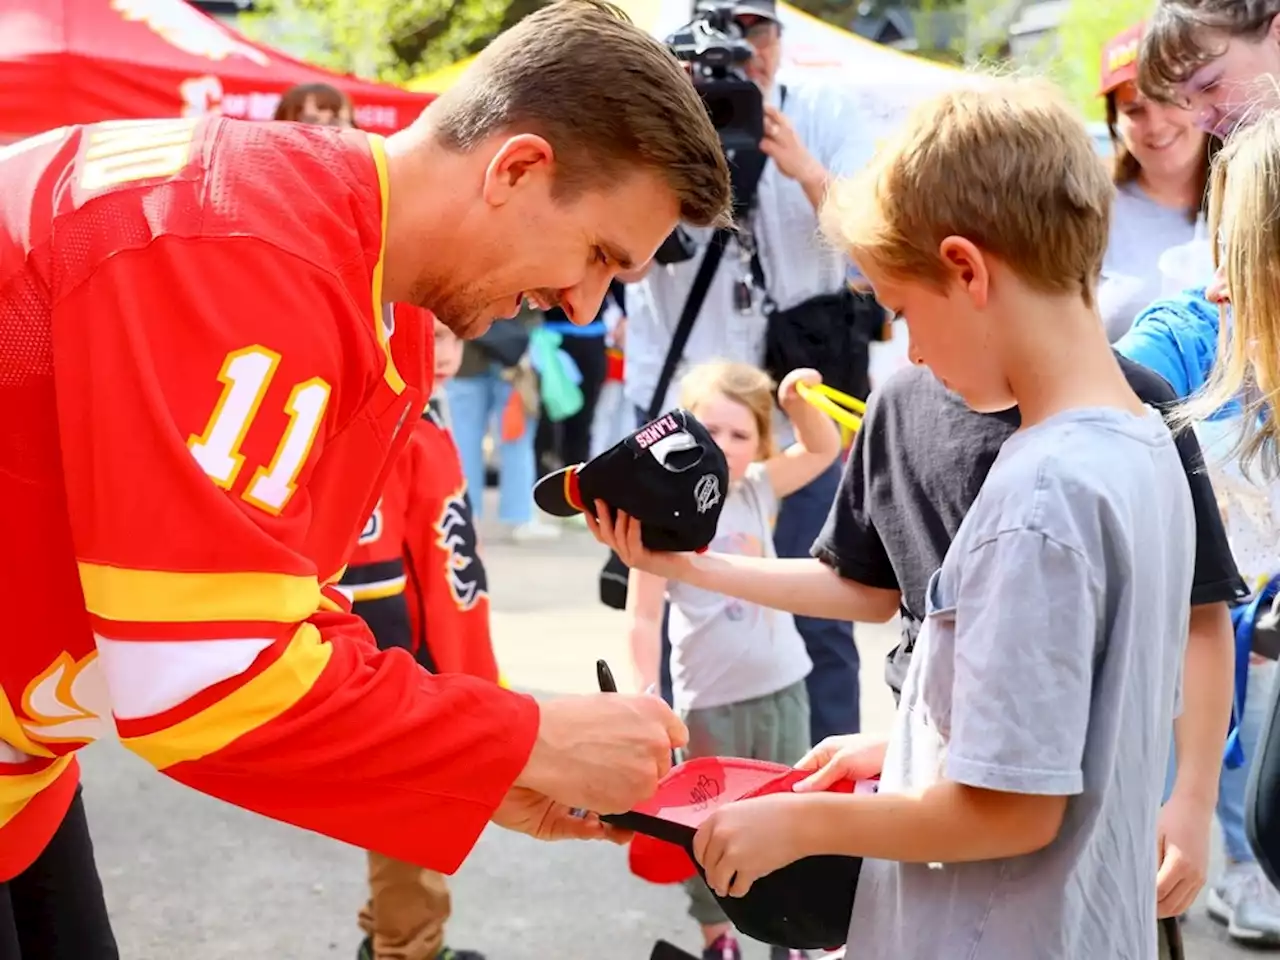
[644,143,770,420]
[744,84,786,313]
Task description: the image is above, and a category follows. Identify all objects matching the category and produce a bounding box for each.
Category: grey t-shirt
[666,462,813,711]
[1098,182,1197,342]
[848,407,1194,959]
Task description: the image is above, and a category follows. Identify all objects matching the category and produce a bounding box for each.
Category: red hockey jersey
[403,402,498,683]
[0,118,539,880]
[343,382,497,684]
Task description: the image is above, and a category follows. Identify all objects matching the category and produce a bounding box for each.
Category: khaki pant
[357,852,451,960]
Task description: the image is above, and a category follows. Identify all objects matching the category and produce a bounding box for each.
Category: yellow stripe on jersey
[121,623,332,770]
[78,563,322,624]
[367,135,406,395]
[348,576,407,603]
[0,692,55,761]
[0,755,74,829]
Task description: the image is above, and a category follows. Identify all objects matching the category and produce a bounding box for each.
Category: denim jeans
[774,458,860,743]
[1162,659,1277,863]
[445,366,536,525]
[1222,660,1278,862]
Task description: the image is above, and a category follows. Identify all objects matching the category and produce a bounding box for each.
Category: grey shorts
[678,680,811,927]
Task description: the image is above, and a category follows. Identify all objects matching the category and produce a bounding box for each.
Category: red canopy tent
[0,0,436,143]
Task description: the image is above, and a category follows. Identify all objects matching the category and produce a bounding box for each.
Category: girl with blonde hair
[624,360,839,960]
[1182,108,1280,472]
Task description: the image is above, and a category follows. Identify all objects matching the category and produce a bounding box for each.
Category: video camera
[665,1,765,155]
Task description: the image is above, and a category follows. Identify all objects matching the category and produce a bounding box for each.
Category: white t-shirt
[1099,182,1198,342]
[665,462,813,711]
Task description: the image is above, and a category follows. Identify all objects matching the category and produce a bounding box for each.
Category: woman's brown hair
[1139,0,1280,102]
[273,83,354,125]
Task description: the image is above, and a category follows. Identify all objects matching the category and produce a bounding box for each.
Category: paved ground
[82,508,1263,959]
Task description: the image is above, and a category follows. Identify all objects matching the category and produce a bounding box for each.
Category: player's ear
[482,134,555,208]
[938,236,989,310]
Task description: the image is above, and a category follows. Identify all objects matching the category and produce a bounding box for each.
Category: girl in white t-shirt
[625,360,841,960]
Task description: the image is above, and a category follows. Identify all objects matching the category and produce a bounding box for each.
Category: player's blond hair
[820,76,1114,307]
[1177,111,1280,477]
[680,361,776,461]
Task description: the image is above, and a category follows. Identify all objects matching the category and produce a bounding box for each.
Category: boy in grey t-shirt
[587,78,1196,960]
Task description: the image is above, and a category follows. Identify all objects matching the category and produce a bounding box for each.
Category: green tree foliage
[1053,0,1155,121]
[240,0,522,82]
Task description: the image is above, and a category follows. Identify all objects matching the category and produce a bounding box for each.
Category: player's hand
[792,734,888,792]
[777,368,822,411]
[584,501,694,581]
[694,794,807,898]
[1155,792,1212,918]
[515,693,687,814]
[760,106,823,185]
[492,787,633,844]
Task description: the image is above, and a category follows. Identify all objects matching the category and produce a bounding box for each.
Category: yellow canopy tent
[407,0,959,93]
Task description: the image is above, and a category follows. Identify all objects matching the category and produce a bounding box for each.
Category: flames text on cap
[633,414,682,450]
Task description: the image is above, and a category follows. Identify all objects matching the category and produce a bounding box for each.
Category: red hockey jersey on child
[0,118,539,880]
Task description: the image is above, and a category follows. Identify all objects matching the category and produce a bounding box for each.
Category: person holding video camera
[622,0,890,749]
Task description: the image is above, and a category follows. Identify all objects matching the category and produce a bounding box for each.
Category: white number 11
[188,346,331,515]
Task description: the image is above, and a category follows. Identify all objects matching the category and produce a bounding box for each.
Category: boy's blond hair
[821,77,1114,307]
[679,360,777,461]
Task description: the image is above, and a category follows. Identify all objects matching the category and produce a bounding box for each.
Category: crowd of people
[9,0,1280,959]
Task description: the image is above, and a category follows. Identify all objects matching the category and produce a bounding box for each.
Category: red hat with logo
[1100,22,1145,96]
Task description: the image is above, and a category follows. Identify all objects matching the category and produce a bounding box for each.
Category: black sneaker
[703,934,741,960]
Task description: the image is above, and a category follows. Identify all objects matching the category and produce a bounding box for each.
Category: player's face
[693,392,760,483]
[859,249,1013,414]
[428,148,680,339]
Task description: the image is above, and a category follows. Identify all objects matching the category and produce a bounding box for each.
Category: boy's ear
[938,236,989,309]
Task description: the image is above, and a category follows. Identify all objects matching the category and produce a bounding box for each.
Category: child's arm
[695,521,1099,892]
[695,782,1068,896]
[625,566,667,693]
[765,368,843,500]
[586,506,901,623]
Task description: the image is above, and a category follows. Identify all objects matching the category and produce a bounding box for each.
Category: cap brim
[532,465,585,518]
[605,757,871,841]
[1099,64,1137,96]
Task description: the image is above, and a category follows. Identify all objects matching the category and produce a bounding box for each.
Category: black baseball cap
[605,757,868,951]
[533,408,728,553]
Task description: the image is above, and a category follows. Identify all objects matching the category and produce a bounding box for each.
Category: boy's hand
[792,734,888,792]
[584,501,692,580]
[693,794,807,897]
[1155,793,1212,917]
[777,368,823,411]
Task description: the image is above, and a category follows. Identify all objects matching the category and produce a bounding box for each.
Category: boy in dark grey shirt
[588,78,1218,958]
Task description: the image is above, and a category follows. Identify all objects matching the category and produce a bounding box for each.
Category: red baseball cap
[1100,22,1145,96]
[603,757,876,951]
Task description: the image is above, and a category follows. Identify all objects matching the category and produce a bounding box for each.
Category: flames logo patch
[435,484,487,611]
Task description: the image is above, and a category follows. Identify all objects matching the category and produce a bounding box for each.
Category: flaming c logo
[435,486,487,611]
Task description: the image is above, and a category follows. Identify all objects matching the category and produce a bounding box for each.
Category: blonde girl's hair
[1176,109,1280,479]
[679,360,777,461]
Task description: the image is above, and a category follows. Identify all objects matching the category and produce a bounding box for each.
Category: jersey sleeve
[51,237,539,873]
